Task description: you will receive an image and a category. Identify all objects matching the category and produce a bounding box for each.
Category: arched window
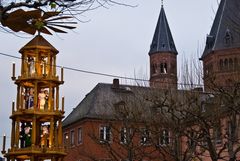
[171,63,176,74]
[160,63,164,73]
[220,59,223,70]
[151,64,157,74]
[164,63,167,73]
[160,63,167,74]
[224,58,229,70]
[229,58,233,70]
[224,29,233,45]
[234,58,238,70]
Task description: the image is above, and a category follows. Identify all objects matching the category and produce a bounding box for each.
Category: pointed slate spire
[149,4,177,55]
[202,0,240,59]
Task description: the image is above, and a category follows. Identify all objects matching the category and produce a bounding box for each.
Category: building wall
[203,48,240,91]
[180,115,240,161]
[63,119,171,161]
[150,52,177,89]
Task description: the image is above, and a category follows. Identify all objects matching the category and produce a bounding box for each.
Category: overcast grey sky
[0,0,218,155]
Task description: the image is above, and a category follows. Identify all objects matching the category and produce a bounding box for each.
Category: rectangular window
[63,132,68,145]
[188,131,196,147]
[70,130,75,146]
[100,126,111,143]
[160,129,170,146]
[120,127,132,144]
[78,128,82,144]
[140,128,150,145]
[214,127,222,144]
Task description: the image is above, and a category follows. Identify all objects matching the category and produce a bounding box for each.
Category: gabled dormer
[201,0,240,91]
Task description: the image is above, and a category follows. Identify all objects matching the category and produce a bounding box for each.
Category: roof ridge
[63,83,100,126]
[212,0,227,50]
[163,9,170,51]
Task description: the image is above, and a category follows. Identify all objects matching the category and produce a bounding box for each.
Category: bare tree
[63,58,240,161]
[152,57,240,161]
[0,0,135,34]
[81,87,166,161]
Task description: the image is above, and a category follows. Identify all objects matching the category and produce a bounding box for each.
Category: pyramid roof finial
[161,0,164,8]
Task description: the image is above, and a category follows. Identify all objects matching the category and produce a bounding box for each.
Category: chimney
[112,79,119,89]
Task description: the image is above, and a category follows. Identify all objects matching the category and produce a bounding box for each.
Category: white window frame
[70,130,75,146]
[140,128,150,145]
[99,125,111,143]
[63,132,68,145]
[77,127,82,145]
[120,127,132,144]
[159,129,170,146]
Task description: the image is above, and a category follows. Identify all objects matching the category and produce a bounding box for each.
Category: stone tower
[201,0,240,91]
[149,4,178,89]
[5,35,66,161]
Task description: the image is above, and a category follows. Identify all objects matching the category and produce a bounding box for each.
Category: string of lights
[0,52,204,87]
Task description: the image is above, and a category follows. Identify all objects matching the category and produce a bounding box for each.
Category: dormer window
[206,35,214,49]
[170,42,174,49]
[151,41,157,49]
[224,28,233,45]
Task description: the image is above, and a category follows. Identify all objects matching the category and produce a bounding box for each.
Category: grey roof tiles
[149,5,177,55]
[202,0,240,59]
[62,83,149,127]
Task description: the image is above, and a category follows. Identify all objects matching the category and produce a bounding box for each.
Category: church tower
[149,3,178,89]
[4,35,66,161]
[201,0,240,91]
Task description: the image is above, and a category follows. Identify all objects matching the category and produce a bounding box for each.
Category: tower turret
[201,0,240,91]
[4,35,66,161]
[149,4,178,89]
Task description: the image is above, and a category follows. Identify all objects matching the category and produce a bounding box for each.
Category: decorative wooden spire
[4,35,66,161]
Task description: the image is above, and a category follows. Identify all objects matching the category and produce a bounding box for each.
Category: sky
[0,0,218,156]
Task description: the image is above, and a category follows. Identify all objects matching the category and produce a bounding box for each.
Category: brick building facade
[63,0,240,160]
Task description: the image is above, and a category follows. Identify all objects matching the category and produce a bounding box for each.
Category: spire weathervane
[161,0,164,8]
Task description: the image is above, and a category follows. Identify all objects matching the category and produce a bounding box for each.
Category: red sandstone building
[63,0,240,160]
